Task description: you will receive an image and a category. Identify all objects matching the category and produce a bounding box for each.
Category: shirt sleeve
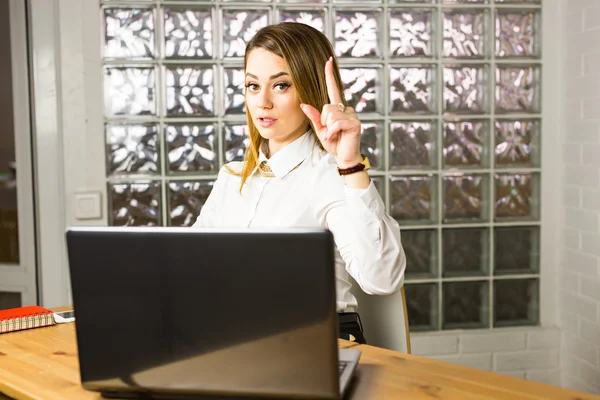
[314,172,406,296]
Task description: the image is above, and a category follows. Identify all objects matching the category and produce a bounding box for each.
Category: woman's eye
[274,82,291,91]
[245,83,259,91]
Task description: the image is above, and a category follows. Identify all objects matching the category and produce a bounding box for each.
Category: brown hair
[231,22,346,192]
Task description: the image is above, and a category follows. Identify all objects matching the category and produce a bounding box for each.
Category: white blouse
[193,131,406,312]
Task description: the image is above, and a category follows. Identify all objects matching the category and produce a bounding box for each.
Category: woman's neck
[267,124,310,158]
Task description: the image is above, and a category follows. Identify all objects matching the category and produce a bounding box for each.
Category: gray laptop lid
[66,227,341,399]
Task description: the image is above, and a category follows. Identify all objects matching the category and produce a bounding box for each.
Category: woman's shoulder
[207,162,243,199]
[220,161,244,177]
[209,162,244,191]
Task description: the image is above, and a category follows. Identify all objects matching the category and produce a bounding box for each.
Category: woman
[193,22,406,344]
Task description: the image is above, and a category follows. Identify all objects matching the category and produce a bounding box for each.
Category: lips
[257,117,277,128]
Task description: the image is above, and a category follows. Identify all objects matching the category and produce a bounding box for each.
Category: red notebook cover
[0,305,56,334]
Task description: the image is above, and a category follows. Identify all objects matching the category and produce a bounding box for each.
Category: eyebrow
[245,71,290,80]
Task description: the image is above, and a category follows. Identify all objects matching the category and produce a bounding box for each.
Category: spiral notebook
[0,305,56,334]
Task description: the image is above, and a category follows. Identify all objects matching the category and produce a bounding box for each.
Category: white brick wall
[410,328,561,384]
[560,0,600,394]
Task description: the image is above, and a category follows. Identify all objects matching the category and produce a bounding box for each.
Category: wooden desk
[0,321,598,400]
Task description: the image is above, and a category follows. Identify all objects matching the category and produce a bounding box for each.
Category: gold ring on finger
[337,103,346,112]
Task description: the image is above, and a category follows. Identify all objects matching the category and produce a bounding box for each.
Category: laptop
[66,226,360,400]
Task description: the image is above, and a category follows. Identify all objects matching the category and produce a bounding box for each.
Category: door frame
[28,0,70,307]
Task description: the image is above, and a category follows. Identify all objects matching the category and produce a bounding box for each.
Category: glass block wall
[101,0,542,332]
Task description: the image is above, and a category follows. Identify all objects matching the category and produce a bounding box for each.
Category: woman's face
[244,48,308,151]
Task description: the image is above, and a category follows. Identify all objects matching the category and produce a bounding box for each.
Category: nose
[257,89,273,110]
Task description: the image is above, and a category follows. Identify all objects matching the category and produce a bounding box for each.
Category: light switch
[74,192,102,220]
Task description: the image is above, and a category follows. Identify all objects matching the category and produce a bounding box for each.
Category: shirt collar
[257,130,315,179]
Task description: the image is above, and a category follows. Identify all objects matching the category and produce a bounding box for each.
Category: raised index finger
[325,57,343,105]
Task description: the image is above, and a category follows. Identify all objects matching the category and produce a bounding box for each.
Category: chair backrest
[350,282,411,354]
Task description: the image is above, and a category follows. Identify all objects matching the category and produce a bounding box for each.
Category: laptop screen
[66,227,340,399]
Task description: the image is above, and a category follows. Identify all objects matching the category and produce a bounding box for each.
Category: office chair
[350,281,411,354]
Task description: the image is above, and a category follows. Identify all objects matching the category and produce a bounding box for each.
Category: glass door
[0,0,37,310]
